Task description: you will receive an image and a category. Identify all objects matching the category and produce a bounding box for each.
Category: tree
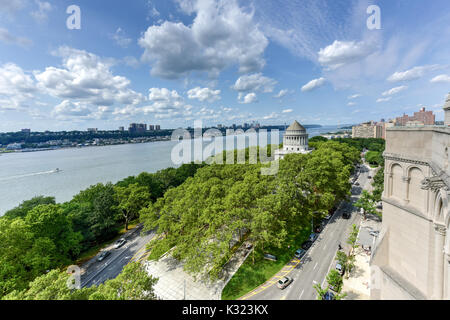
[4,196,56,220]
[336,251,348,268]
[89,262,158,300]
[3,262,158,300]
[2,269,94,300]
[25,204,82,262]
[354,190,377,220]
[70,183,119,244]
[313,283,329,300]
[326,270,343,293]
[115,184,150,231]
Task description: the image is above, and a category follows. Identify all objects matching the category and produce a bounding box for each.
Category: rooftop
[286,120,306,132]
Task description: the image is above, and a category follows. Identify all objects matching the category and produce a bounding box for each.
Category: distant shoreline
[0,125,328,155]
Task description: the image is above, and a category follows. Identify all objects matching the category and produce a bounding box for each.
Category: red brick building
[395,107,436,126]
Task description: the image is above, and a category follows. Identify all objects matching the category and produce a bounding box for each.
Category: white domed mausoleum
[274,120,311,160]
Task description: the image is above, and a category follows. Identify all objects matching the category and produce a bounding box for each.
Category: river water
[0,126,340,215]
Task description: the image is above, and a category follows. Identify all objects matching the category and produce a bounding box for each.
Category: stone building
[274,120,310,160]
[396,107,436,126]
[352,122,384,139]
[371,93,450,300]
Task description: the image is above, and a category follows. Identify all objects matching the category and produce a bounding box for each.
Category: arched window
[391,164,403,199]
[408,167,426,211]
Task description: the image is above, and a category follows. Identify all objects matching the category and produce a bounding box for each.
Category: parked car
[114,238,127,249]
[314,225,323,233]
[323,291,335,300]
[294,248,306,259]
[97,250,111,262]
[342,211,351,219]
[335,262,345,276]
[309,233,318,242]
[301,240,312,250]
[368,175,372,179]
[277,276,293,289]
[370,231,380,237]
[354,181,360,186]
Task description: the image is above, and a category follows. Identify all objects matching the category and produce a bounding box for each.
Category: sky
[0,0,450,131]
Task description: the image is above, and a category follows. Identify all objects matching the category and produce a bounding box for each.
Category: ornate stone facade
[371,94,450,300]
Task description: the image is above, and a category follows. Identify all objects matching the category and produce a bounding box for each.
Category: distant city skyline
[0,0,449,132]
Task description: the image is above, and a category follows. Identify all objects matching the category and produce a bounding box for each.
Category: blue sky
[0,0,450,131]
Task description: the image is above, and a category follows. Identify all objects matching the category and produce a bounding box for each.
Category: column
[433,223,446,299]
[446,254,450,299]
[402,176,411,204]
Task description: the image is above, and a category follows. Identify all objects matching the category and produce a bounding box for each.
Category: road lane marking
[239,257,302,300]
[299,289,304,300]
[313,262,318,270]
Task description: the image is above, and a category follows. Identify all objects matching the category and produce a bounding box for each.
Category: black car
[97,250,111,262]
[301,240,312,250]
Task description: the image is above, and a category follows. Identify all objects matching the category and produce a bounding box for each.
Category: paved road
[81,225,155,288]
[246,164,374,300]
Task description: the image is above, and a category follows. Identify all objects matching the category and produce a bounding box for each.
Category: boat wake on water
[0,169,62,181]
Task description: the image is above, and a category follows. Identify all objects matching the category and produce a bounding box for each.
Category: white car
[114,238,127,249]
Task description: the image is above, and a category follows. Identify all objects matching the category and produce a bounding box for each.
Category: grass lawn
[221,228,311,300]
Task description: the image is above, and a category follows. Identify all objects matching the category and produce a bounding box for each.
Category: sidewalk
[342,216,381,300]
[145,240,252,300]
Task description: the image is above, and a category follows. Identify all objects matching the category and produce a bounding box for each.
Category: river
[0,126,341,215]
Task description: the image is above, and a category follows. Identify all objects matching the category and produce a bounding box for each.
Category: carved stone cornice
[421,176,449,192]
[384,152,431,170]
[384,152,450,192]
[434,223,447,236]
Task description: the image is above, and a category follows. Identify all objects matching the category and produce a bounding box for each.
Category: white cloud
[382,85,408,96]
[238,92,257,104]
[348,94,361,99]
[195,107,220,120]
[430,74,450,83]
[138,0,268,78]
[282,109,293,113]
[347,102,356,106]
[123,56,140,68]
[52,100,111,121]
[263,112,279,120]
[0,63,36,110]
[187,87,221,102]
[0,27,32,47]
[111,28,132,48]
[273,89,288,98]
[387,65,441,82]
[232,73,277,93]
[139,88,193,119]
[34,46,144,108]
[377,97,391,103]
[0,0,26,14]
[30,1,52,23]
[318,40,377,70]
[301,77,326,92]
